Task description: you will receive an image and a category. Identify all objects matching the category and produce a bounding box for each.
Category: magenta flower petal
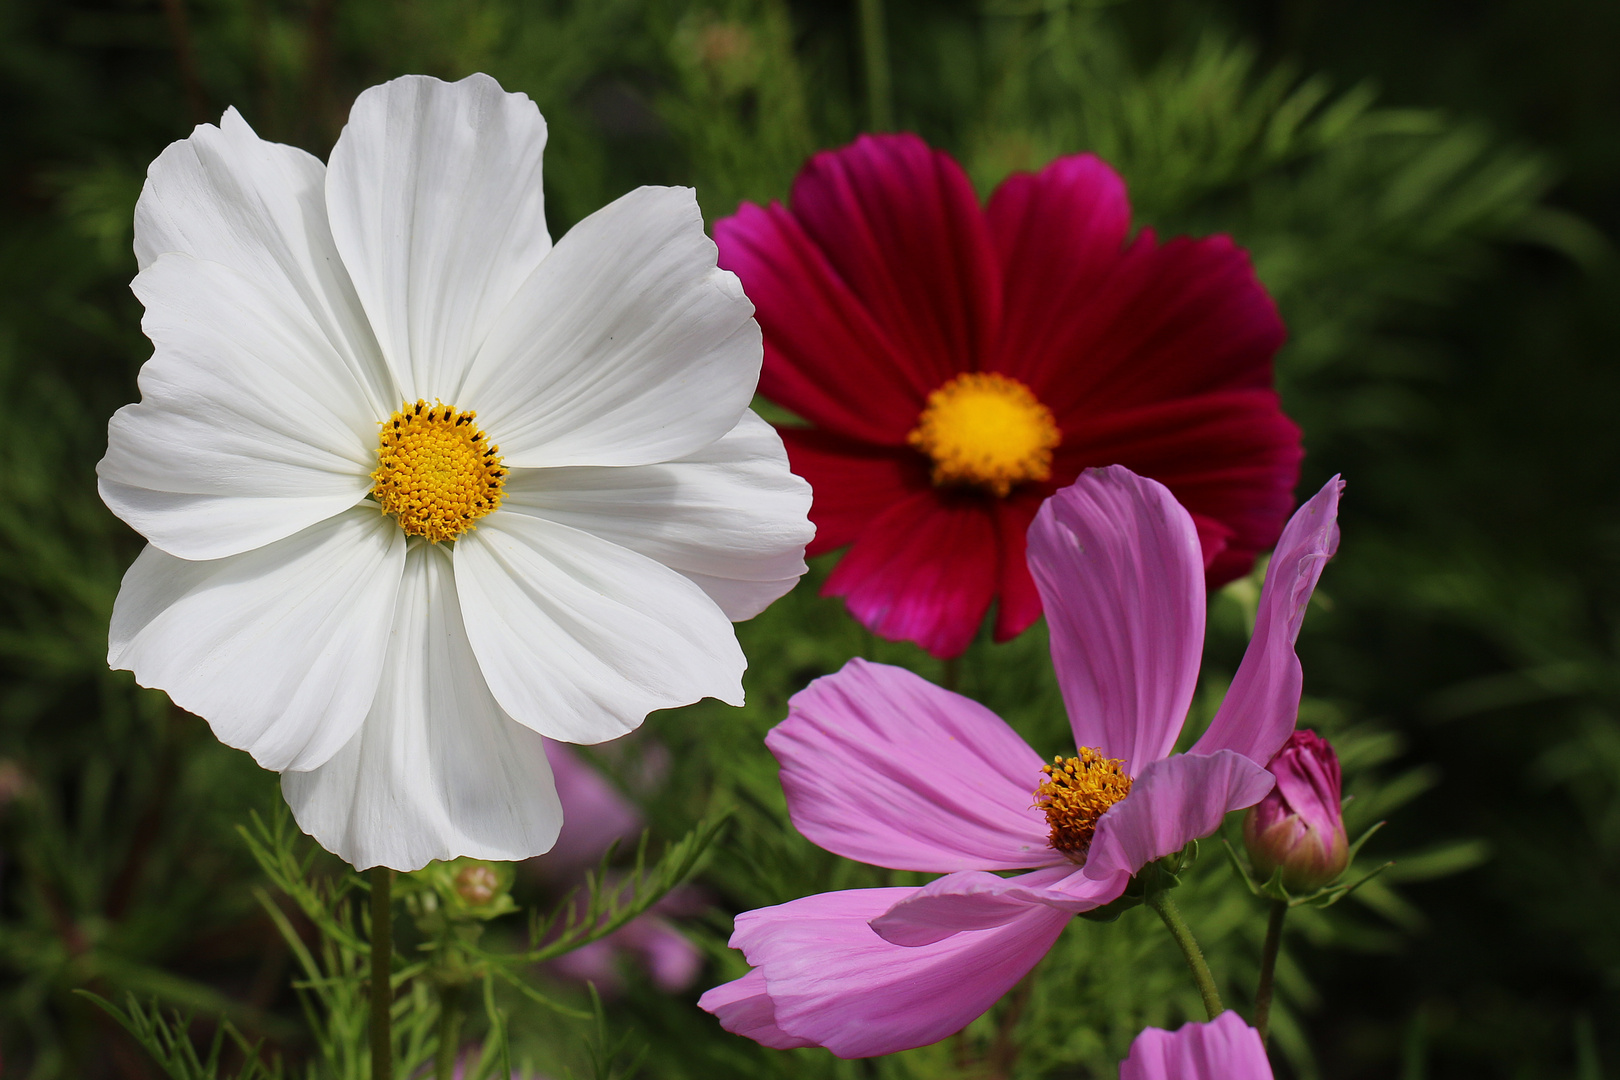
[1027,466,1206,772]
[707,887,1071,1059]
[716,204,925,446]
[822,490,1000,660]
[787,134,1001,388]
[698,969,820,1051]
[870,864,1130,947]
[1119,1011,1274,1080]
[1192,476,1343,764]
[1083,751,1274,882]
[769,659,1054,872]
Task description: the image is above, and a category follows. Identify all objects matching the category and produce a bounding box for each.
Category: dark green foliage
[0,1,1614,1078]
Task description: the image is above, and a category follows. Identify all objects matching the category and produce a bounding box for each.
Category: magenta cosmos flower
[1121,1012,1274,1080]
[697,466,1340,1057]
[715,134,1303,658]
[1243,728,1350,891]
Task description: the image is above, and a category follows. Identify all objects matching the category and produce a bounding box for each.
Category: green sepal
[1224,823,1394,907]
[1078,890,1144,923]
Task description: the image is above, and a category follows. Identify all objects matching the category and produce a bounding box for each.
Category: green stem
[1145,880,1223,1020]
[435,981,464,1080]
[370,867,393,1080]
[941,656,961,694]
[856,0,892,130]
[1254,899,1287,1045]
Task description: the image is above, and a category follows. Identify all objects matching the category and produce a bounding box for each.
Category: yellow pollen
[371,399,505,543]
[1034,749,1133,863]
[907,373,1060,497]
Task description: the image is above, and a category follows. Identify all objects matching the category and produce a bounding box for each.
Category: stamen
[371,399,505,543]
[1034,749,1133,863]
[907,372,1060,497]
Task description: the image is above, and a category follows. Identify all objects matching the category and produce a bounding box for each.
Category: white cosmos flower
[97,73,814,872]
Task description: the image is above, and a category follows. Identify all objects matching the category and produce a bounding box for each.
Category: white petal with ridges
[460,185,760,468]
[326,74,551,401]
[100,252,380,561]
[454,511,745,745]
[499,411,812,619]
[281,541,562,871]
[135,107,393,414]
[108,507,404,773]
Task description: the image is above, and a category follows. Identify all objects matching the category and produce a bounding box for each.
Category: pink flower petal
[539,741,643,879]
[823,490,1000,659]
[699,969,820,1051]
[1120,1011,1275,1080]
[1051,390,1304,589]
[769,659,1054,872]
[870,864,1129,947]
[1083,751,1275,882]
[1027,467,1206,772]
[1192,476,1342,764]
[714,887,1071,1058]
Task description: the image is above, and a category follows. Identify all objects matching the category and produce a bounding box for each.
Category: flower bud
[1243,730,1349,892]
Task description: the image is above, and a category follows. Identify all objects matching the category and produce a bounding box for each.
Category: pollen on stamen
[907,372,1061,497]
[1033,748,1133,863]
[371,399,505,543]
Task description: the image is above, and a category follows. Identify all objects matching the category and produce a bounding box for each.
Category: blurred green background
[0,0,1616,1077]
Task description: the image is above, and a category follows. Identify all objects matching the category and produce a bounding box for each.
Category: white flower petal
[501,411,812,619]
[108,507,405,773]
[326,74,552,402]
[135,107,393,414]
[99,252,379,560]
[281,541,562,871]
[461,185,760,468]
[454,511,745,745]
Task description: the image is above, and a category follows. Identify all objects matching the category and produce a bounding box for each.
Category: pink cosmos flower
[1243,729,1350,891]
[716,134,1302,658]
[533,742,702,994]
[698,466,1341,1057]
[1120,1011,1274,1079]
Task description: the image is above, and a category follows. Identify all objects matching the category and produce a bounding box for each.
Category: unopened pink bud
[1243,730,1349,891]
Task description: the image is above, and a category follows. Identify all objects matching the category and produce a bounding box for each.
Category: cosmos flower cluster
[104,71,1330,1073]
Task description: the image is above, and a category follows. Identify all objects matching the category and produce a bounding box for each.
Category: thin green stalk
[436,981,464,1080]
[857,0,892,130]
[1145,882,1223,1020]
[1254,899,1287,1044]
[941,656,961,694]
[370,867,394,1080]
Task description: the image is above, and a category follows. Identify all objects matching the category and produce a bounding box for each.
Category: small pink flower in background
[1243,729,1350,891]
[532,741,702,994]
[699,466,1342,1057]
[1120,1011,1274,1080]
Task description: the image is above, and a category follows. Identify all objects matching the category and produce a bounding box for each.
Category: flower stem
[857,0,892,130]
[1145,881,1223,1020]
[1254,899,1287,1045]
[370,867,393,1080]
[435,981,463,1080]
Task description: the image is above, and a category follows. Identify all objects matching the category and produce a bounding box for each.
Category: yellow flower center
[371,399,506,543]
[907,373,1061,497]
[1034,749,1133,863]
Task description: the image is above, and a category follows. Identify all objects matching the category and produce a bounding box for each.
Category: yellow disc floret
[907,372,1061,497]
[371,400,505,543]
[1034,749,1133,863]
